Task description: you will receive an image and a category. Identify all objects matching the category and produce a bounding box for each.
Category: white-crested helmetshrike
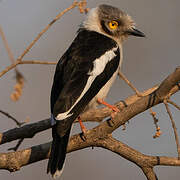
[47,4,145,178]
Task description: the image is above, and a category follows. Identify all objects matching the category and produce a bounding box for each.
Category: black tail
[47,124,71,178]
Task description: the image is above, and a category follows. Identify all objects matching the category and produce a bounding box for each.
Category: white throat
[83,7,102,33]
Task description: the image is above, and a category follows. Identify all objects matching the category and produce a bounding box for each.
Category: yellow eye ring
[108,21,118,29]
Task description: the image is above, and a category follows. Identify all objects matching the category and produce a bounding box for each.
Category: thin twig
[167,99,180,111]
[0,25,15,63]
[0,1,88,78]
[8,138,24,151]
[0,110,25,127]
[118,71,143,97]
[21,60,57,65]
[17,1,79,61]
[78,0,89,13]
[0,26,22,79]
[0,60,57,78]
[164,99,180,159]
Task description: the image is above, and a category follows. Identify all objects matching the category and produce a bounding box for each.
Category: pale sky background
[0,0,180,180]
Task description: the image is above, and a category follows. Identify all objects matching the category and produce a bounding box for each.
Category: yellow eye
[108,21,118,29]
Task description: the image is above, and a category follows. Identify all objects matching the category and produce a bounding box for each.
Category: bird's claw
[111,105,120,113]
[97,98,120,120]
[80,129,88,141]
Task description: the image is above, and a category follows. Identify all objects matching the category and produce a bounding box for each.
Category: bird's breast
[86,65,119,110]
[84,44,122,111]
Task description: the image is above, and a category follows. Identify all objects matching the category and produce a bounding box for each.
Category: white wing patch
[88,47,118,76]
[56,46,118,121]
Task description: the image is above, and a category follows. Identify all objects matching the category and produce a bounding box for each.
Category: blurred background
[0,0,180,179]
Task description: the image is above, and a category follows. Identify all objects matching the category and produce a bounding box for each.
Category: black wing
[51,29,120,120]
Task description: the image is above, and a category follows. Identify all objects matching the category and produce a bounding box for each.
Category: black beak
[127,28,145,37]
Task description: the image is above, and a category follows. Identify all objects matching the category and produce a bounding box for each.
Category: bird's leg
[78,116,87,133]
[97,98,120,119]
[78,116,87,141]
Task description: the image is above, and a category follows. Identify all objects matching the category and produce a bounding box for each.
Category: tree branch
[0,67,179,146]
[1,133,180,174]
[0,0,88,78]
[0,67,179,180]
[0,60,57,78]
[142,168,158,180]
[167,99,180,111]
[0,26,15,64]
[0,85,158,145]
[17,1,80,62]
[0,118,51,145]
[118,71,143,96]
[164,100,180,159]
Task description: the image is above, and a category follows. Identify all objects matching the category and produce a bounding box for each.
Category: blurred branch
[167,99,180,111]
[0,25,25,101]
[0,60,57,78]
[118,71,143,96]
[17,1,83,61]
[164,99,180,159]
[0,110,25,127]
[0,0,87,78]
[0,26,15,64]
[8,138,24,151]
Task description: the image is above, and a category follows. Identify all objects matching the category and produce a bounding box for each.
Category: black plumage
[51,29,119,117]
[47,29,120,177]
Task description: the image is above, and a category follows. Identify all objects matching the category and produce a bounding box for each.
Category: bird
[47,4,145,179]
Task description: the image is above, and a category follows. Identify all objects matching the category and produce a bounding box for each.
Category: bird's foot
[97,98,120,120]
[78,116,88,141]
[80,132,87,141]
